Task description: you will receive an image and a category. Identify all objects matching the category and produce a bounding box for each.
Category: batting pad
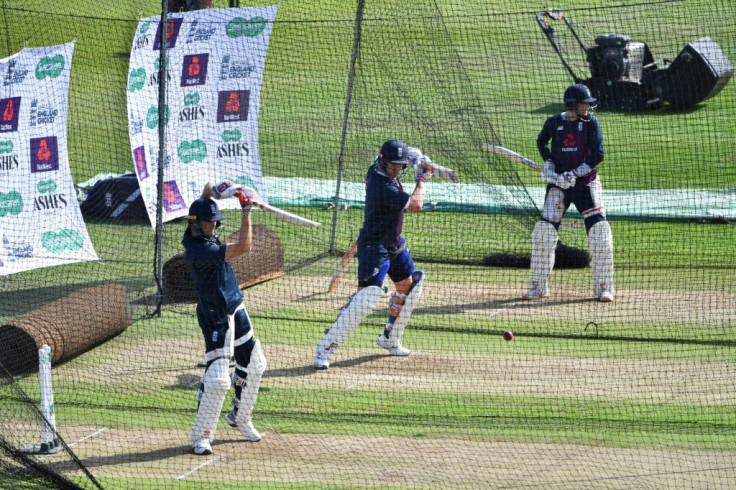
[163,224,285,303]
[0,284,129,374]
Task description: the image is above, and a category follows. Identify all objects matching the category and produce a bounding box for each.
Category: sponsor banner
[0,41,99,275]
[127,6,278,226]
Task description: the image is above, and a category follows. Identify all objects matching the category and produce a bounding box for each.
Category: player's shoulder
[545,112,565,126]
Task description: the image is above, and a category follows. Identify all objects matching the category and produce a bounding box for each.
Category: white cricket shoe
[314,345,332,370]
[522,287,550,300]
[225,410,262,442]
[599,290,615,302]
[192,438,212,455]
[376,334,411,356]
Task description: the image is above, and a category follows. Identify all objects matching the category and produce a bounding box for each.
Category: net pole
[329,0,365,255]
[154,0,169,315]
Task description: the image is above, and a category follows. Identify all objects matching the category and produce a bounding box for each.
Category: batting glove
[414,156,434,183]
[212,180,242,200]
[555,171,576,189]
[235,192,255,216]
[542,160,557,184]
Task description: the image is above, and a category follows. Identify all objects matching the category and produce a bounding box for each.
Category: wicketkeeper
[524,83,615,302]
[183,181,266,455]
[315,139,433,369]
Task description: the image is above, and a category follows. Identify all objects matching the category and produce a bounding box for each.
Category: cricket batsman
[314,139,434,369]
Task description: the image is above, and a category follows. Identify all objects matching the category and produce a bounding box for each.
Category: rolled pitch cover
[163,224,285,303]
[0,284,129,374]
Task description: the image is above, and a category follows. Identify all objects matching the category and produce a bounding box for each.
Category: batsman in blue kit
[314,139,434,369]
[523,83,615,302]
[183,181,266,455]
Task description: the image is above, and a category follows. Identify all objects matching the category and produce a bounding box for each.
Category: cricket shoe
[376,334,410,356]
[599,290,615,302]
[192,438,213,455]
[522,287,550,300]
[314,344,333,370]
[225,410,262,442]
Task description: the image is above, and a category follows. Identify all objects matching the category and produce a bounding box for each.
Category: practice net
[1,0,734,488]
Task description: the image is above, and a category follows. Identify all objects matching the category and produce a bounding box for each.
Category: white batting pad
[191,357,231,443]
[319,286,384,350]
[588,221,614,296]
[387,270,424,342]
[529,220,558,294]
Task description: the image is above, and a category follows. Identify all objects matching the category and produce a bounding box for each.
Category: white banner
[0,42,99,276]
[127,6,279,226]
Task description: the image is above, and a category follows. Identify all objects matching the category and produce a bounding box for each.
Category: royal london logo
[0,190,23,217]
[29,98,59,127]
[226,17,267,38]
[128,67,146,92]
[178,140,207,163]
[41,229,83,253]
[3,59,30,86]
[35,55,65,80]
[146,105,170,129]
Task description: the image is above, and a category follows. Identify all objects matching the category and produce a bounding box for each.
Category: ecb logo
[3,59,30,86]
[181,53,209,87]
[216,90,249,123]
[0,97,21,133]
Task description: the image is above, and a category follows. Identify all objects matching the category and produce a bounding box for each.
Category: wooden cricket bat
[328,240,357,292]
[255,202,321,228]
[424,161,460,183]
[482,144,543,171]
[215,182,321,227]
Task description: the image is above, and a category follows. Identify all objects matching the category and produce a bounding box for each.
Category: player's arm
[407,148,433,211]
[584,117,604,168]
[201,181,215,199]
[407,179,426,211]
[225,193,253,260]
[537,117,555,162]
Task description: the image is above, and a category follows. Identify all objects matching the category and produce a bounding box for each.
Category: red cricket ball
[503,331,514,341]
